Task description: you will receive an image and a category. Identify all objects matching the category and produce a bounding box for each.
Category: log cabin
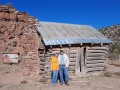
[36,21,112,78]
[0,5,112,77]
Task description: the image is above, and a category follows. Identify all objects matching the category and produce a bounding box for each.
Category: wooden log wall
[38,49,45,75]
[39,48,61,78]
[38,46,78,78]
[38,45,109,77]
[86,46,108,72]
[69,47,77,75]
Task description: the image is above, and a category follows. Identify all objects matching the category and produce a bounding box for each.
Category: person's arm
[58,55,60,64]
[65,54,69,68]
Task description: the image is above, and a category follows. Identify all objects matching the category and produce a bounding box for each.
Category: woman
[51,52,59,86]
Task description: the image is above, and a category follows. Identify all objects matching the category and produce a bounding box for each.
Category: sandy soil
[0,62,120,90]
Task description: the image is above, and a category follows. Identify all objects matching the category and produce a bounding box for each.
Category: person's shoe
[60,83,64,85]
[52,84,56,86]
[65,82,70,86]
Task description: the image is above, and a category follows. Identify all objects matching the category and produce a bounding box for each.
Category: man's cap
[60,50,64,52]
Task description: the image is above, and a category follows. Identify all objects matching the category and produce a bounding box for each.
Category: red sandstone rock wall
[0,4,40,76]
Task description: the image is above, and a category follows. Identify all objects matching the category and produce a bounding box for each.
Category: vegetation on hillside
[99,24,120,60]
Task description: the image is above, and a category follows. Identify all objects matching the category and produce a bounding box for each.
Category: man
[58,50,70,86]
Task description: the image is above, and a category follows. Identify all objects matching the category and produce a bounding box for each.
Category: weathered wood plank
[88,50,107,53]
[70,59,76,62]
[70,51,77,54]
[68,66,75,69]
[68,71,75,73]
[39,54,44,57]
[87,53,106,57]
[87,60,105,64]
[39,61,46,65]
[86,63,105,68]
[70,54,77,58]
[87,67,105,72]
[70,47,77,49]
[88,47,109,50]
[70,62,76,65]
[87,56,106,60]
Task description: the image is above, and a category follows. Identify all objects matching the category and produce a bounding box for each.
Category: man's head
[60,50,64,55]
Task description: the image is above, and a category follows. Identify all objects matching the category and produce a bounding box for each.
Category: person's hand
[65,65,68,68]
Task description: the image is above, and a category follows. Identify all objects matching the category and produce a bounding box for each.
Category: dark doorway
[80,47,87,73]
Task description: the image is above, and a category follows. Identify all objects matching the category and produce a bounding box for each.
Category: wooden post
[81,47,87,74]
[81,47,84,74]
[84,47,88,73]
[75,47,81,75]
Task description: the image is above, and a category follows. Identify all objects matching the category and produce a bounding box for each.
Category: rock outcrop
[99,24,120,54]
[0,4,40,76]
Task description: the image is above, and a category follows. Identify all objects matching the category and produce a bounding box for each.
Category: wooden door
[75,47,87,75]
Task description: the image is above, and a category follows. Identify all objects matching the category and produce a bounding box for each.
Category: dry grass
[0,84,5,88]
[0,84,3,88]
[38,77,48,84]
[103,72,113,77]
[20,80,28,84]
[104,71,120,77]
[113,72,120,76]
[108,61,120,67]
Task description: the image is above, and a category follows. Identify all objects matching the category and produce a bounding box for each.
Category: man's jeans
[59,65,69,83]
[52,70,58,84]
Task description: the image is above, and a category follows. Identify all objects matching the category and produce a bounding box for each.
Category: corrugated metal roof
[37,22,112,46]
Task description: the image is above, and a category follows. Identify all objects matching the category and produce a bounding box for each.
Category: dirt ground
[0,62,120,90]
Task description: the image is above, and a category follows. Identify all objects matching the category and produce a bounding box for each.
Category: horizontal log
[87,56,106,60]
[45,57,51,60]
[87,67,105,72]
[51,48,60,51]
[39,54,44,57]
[70,62,76,64]
[70,55,77,58]
[68,70,75,72]
[70,51,77,54]
[70,59,76,62]
[70,62,76,65]
[87,55,105,57]
[68,67,75,70]
[87,59,106,62]
[44,54,50,57]
[87,60,105,64]
[87,53,106,57]
[86,63,105,68]
[69,64,76,66]
[68,65,75,68]
[40,57,45,59]
[88,50,107,53]
[70,47,77,50]
[70,56,77,58]
[88,47,108,50]
[40,58,45,61]
[89,54,107,58]
[69,73,74,75]
[39,62,46,65]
